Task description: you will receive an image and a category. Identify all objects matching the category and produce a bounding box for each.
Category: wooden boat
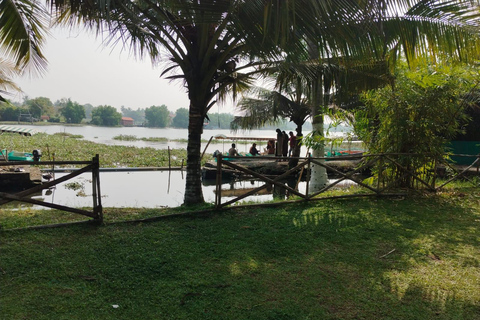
[1,149,41,162]
[325,150,363,160]
[0,125,38,136]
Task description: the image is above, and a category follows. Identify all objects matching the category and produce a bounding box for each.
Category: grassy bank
[0,133,198,168]
[1,189,480,319]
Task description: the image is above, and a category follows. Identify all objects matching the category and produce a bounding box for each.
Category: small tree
[172,108,189,128]
[60,99,85,124]
[25,96,54,118]
[355,63,475,187]
[204,113,234,129]
[145,105,170,128]
[91,105,121,126]
[0,103,22,121]
[84,103,94,120]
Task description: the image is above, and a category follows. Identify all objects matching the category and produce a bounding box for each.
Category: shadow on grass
[1,193,480,319]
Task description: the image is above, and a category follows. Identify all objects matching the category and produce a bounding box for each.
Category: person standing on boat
[249,143,260,156]
[288,131,296,156]
[282,131,289,158]
[276,128,283,158]
[228,143,239,157]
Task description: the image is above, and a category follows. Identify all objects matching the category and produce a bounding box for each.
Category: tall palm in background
[0,0,49,100]
[231,84,312,136]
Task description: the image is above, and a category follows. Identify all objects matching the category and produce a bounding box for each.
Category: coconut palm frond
[0,0,49,74]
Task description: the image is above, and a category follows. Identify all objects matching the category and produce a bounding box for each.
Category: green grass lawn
[1,189,480,319]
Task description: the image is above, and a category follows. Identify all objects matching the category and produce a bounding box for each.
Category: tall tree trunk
[184,102,205,205]
[307,41,328,193]
[309,104,328,193]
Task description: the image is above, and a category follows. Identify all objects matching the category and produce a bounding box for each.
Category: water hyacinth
[0,133,199,168]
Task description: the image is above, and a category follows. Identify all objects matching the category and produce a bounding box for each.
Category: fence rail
[214,153,480,209]
[0,155,103,222]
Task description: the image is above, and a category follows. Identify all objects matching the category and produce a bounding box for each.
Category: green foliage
[91,105,122,126]
[25,96,54,118]
[53,132,84,139]
[113,134,138,141]
[355,63,476,187]
[171,108,189,128]
[0,103,22,121]
[0,132,189,168]
[113,135,169,142]
[455,100,480,141]
[49,116,61,123]
[204,112,234,129]
[83,103,93,120]
[60,99,85,124]
[144,105,170,128]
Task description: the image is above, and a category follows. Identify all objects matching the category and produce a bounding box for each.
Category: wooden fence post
[215,154,222,209]
[92,154,103,222]
[168,146,171,170]
[305,157,311,199]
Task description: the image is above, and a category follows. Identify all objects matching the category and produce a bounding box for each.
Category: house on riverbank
[121,117,134,126]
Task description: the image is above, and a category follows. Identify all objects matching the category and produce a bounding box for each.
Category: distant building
[121,117,134,126]
[40,115,50,122]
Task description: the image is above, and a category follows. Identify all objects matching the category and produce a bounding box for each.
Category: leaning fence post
[92,154,103,222]
[305,156,311,199]
[477,154,479,175]
[168,146,171,170]
[215,154,222,209]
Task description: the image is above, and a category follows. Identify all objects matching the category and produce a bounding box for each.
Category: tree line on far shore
[2,97,310,131]
[1,98,234,128]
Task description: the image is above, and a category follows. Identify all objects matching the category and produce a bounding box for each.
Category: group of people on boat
[227,127,302,158]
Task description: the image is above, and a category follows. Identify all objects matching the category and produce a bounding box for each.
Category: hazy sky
[12,28,236,113]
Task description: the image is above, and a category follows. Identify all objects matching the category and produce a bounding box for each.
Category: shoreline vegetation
[0,132,193,168]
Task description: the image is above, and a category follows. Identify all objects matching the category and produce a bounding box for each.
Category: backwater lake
[10,125,354,209]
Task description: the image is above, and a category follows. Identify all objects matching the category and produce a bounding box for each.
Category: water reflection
[8,171,356,210]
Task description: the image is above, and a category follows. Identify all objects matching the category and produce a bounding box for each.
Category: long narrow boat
[1,149,36,161]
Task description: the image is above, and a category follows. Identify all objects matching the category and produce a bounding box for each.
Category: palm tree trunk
[307,40,328,193]
[309,105,328,193]
[183,103,205,205]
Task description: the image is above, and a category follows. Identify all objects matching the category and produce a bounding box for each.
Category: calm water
[22,171,321,209]
[19,171,354,210]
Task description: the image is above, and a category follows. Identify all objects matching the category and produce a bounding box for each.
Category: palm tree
[51,0,480,203]
[231,85,312,135]
[52,0,374,205]
[0,60,21,102]
[295,0,480,192]
[0,0,49,100]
